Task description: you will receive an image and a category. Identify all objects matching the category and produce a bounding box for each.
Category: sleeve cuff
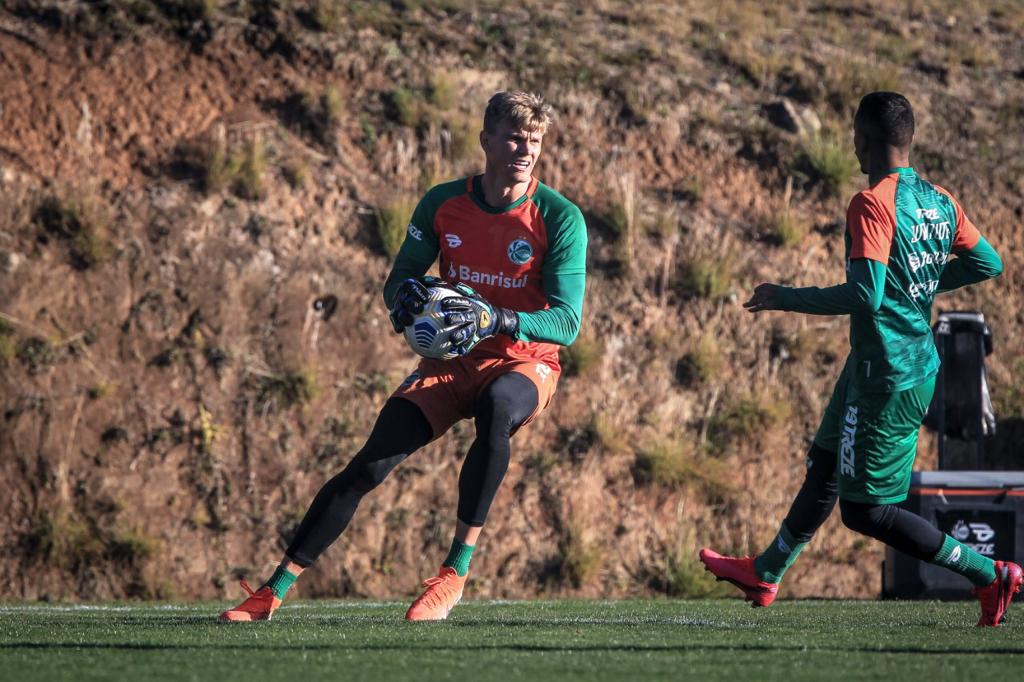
[775,287,796,311]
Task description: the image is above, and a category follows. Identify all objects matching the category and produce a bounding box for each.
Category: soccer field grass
[2,599,1021,681]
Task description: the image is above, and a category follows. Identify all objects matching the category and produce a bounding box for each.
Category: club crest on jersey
[445,234,462,248]
[507,238,533,265]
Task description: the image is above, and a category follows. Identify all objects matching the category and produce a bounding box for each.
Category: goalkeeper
[700,91,1017,626]
[220,91,587,622]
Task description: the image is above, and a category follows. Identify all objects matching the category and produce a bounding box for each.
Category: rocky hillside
[1,1,1022,602]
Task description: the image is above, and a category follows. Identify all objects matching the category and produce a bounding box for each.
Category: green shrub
[559,336,604,378]
[22,511,104,571]
[204,142,240,194]
[389,87,423,127]
[359,114,378,154]
[256,367,319,410]
[707,393,791,452]
[35,194,112,270]
[801,132,857,198]
[311,0,343,31]
[233,137,267,200]
[107,528,157,566]
[766,207,806,247]
[608,174,638,276]
[429,71,457,111]
[632,436,735,500]
[822,58,900,115]
[374,194,417,258]
[555,524,603,589]
[674,338,724,388]
[591,412,631,455]
[17,337,62,375]
[0,319,15,365]
[282,158,309,189]
[677,254,733,300]
[647,529,733,597]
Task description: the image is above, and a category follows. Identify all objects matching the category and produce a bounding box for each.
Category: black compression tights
[782,443,840,543]
[286,372,538,567]
[839,500,944,561]
[781,443,943,560]
[457,372,538,525]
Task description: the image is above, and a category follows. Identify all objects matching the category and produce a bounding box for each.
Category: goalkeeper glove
[441,283,519,355]
[388,276,444,333]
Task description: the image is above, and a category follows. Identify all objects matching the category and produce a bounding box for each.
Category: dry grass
[632,435,735,501]
[34,193,113,270]
[675,337,724,388]
[801,131,857,198]
[607,172,639,277]
[255,367,320,411]
[559,335,604,378]
[677,253,734,300]
[0,319,15,365]
[707,392,791,453]
[553,523,603,589]
[646,527,733,597]
[374,194,418,259]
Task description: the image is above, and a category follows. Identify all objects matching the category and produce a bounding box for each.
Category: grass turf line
[1,599,1023,681]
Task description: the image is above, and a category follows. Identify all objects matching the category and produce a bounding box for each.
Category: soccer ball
[403,285,464,360]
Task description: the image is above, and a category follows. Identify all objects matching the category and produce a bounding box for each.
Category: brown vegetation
[0,1,1021,602]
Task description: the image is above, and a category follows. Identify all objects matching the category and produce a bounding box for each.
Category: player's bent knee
[349,453,405,492]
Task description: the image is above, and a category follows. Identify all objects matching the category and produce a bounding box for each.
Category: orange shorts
[392,354,559,440]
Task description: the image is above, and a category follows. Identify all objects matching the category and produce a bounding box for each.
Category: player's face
[481,120,544,185]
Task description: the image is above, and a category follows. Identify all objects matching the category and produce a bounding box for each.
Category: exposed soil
[1,2,1022,602]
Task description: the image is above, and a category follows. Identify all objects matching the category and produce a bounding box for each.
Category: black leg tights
[776,443,944,561]
[456,372,538,526]
[839,500,944,561]
[782,443,840,543]
[285,398,433,567]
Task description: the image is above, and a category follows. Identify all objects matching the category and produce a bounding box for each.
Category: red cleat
[218,580,282,622]
[974,560,1023,627]
[405,567,467,621]
[699,548,779,607]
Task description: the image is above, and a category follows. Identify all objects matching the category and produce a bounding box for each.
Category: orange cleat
[699,548,779,608]
[218,580,282,622]
[405,567,467,621]
[974,560,1023,627]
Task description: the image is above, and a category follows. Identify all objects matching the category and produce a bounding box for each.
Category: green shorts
[813,365,936,505]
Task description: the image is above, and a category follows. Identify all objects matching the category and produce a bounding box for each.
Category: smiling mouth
[511,159,532,170]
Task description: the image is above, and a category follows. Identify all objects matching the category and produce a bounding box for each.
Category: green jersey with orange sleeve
[383,175,587,372]
[775,167,996,391]
[839,167,980,392]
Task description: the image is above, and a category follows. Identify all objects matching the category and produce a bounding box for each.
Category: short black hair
[855,91,915,148]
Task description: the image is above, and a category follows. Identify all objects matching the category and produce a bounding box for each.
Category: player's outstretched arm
[744,258,885,316]
[937,236,1003,293]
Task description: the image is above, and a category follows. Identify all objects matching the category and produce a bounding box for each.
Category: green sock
[442,538,475,577]
[753,522,807,584]
[932,535,997,587]
[263,564,299,599]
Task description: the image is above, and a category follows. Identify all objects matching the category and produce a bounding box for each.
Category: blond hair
[483,91,553,134]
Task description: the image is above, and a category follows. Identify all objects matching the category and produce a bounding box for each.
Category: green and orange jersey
[383,175,588,371]
[776,167,1000,392]
[842,167,980,391]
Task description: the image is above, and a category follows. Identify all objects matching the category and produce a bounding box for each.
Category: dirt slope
[1,1,1022,601]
